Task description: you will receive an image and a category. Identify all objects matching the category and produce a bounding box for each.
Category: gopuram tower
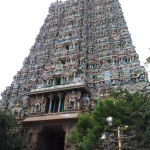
[1,0,148,149]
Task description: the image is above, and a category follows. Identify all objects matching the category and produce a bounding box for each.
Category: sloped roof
[23,112,79,123]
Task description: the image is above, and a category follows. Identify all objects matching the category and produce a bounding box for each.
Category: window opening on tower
[54,76,61,85]
[64,43,69,50]
[69,32,72,36]
[61,59,66,64]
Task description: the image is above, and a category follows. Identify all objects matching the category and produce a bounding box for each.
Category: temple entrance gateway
[23,84,91,150]
[23,114,78,150]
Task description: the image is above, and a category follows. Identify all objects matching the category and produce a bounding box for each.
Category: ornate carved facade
[0,0,148,149]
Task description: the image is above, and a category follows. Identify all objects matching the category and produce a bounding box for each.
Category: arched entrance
[23,113,78,150]
[39,126,65,150]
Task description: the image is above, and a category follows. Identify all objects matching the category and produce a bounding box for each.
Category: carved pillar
[64,94,68,111]
[63,125,69,149]
[63,124,76,150]
[58,92,62,113]
[73,72,76,81]
[41,94,45,113]
[30,97,33,113]
[44,97,47,113]
[77,99,80,110]
[77,91,81,110]
[48,94,53,113]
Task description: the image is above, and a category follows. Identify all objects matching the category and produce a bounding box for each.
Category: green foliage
[68,90,150,149]
[0,111,23,150]
[123,91,150,148]
[146,56,150,64]
[145,48,150,64]
[110,90,150,148]
[67,114,93,145]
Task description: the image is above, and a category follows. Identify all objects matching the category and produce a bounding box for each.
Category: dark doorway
[51,95,59,113]
[61,59,66,65]
[64,43,69,50]
[40,127,65,150]
[54,76,61,85]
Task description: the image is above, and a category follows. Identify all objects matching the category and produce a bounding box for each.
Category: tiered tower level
[1,0,148,118]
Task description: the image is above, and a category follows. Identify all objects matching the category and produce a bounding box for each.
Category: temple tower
[1,0,148,149]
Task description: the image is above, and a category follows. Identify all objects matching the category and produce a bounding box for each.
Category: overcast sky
[0,0,150,98]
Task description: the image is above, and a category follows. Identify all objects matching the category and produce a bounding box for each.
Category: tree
[146,48,150,65]
[67,96,129,150]
[145,51,150,72]
[0,111,23,150]
[120,91,150,148]
[146,57,150,64]
[67,90,150,150]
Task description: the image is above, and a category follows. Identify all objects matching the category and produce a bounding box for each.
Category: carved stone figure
[80,95,90,110]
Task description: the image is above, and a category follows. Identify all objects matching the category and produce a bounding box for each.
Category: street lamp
[101,117,113,150]
[100,93,104,99]
[101,117,132,150]
[106,116,113,127]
